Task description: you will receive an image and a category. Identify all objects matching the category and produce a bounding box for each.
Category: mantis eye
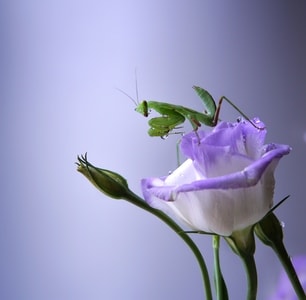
[135,101,149,117]
[143,101,149,117]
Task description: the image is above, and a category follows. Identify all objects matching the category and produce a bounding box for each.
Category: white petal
[165,159,203,185]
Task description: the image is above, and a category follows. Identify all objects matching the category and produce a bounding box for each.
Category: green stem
[77,157,212,299]
[213,235,228,300]
[255,212,306,299]
[271,241,306,299]
[241,254,257,300]
[225,227,257,300]
[213,235,222,300]
[125,190,213,300]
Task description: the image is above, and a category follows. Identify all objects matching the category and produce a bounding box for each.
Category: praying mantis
[131,86,264,138]
[118,84,264,165]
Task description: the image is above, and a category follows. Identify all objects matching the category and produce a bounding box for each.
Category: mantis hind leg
[213,96,265,130]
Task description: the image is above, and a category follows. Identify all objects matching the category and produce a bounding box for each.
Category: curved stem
[125,190,213,300]
[77,157,212,299]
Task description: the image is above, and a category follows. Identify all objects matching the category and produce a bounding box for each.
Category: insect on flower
[118,81,264,139]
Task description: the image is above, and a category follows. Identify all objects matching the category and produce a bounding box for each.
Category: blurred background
[1,1,305,299]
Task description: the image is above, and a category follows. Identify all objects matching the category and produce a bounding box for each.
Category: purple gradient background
[1,1,305,299]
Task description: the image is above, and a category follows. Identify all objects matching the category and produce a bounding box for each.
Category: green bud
[76,154,130,199]
[254,212,283,247]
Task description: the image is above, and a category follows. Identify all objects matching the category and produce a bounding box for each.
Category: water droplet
[280,221,285,228]
[236,116,242,123]
[253,117,261,124]
[161,135,169,140]
[264,143,276,152]
[168,170,172,175]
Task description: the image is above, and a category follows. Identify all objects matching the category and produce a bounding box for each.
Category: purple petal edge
[142,144,290,202]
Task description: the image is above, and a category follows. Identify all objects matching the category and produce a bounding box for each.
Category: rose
[141,118,291,236]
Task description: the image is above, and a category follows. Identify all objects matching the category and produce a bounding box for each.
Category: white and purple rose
[141,118,291,236]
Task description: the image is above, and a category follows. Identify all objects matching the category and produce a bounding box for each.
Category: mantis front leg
[147,108,185,137]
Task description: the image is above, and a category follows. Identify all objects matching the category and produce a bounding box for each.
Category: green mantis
[134,86,263,138]
[118,83,264,166]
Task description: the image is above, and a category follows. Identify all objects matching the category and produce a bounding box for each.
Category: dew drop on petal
[236,116,247,126]
[242,132,247,144]
[168,170,172,175]
[253,117,261,124]
[280,221,285,228]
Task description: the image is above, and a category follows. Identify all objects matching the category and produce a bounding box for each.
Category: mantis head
[135,101,149,117]
[116,78,149,117]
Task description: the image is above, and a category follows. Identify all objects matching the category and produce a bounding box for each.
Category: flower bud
[77,154,130,199]
[254,212,283,247]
